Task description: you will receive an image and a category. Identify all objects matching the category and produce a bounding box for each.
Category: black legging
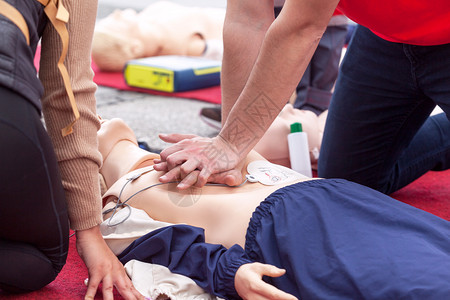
[0,86,69,293]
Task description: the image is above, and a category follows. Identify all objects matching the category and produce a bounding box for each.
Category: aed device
[123,55,221,92]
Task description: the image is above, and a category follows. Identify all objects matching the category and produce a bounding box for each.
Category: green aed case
[123,55,221,92]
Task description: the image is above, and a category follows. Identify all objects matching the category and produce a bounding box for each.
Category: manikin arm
[155,0,339,189]
[118,225,296,300]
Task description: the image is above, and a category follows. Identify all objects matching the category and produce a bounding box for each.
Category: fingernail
[177,183,186,189]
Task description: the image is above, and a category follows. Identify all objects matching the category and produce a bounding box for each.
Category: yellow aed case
[123,55,221,92]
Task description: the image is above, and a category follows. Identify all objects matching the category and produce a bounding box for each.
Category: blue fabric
[245,179,450,299]
[293,25,348,115]
[118,225,252,299]
[118,179,450,299]
[319,25,450,193]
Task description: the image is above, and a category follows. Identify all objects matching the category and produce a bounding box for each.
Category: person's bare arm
[156,0,339,188]
[221,0,275,123]
[220,0,339,159]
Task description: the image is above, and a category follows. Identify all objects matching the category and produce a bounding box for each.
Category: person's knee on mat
[0,239,62,293]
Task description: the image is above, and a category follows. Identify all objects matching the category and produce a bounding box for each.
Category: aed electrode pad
[246,160,308,186]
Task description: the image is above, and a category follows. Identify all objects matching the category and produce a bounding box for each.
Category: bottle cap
[290,122,303,133]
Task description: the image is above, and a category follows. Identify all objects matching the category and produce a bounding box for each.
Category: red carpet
[391,170,450,219]
[34,47,222,104]
[1,170,448,299]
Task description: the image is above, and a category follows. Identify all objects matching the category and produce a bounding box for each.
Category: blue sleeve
[117,224,253,299]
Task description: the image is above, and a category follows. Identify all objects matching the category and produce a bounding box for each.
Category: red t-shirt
[333,8,343,17]
[337,0,450,45]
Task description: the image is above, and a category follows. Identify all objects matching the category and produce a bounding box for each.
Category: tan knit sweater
[38,0,103,230]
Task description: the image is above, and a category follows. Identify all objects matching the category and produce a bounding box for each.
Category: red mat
[1,170,448,299]
[391,170,450,219]
[34,46,222,104]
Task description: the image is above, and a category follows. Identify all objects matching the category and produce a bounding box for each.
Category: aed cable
[103,169,251,227]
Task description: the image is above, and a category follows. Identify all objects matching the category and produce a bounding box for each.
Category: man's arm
[220,0,339,159]
[221,0,275,123]
[155,0,339,188]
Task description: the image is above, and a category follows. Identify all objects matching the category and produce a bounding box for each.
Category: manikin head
[253,104,327,169]
[92,9,158,72]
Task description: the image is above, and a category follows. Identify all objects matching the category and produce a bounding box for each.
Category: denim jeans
[294,24,348,115]
[318,25,450,194]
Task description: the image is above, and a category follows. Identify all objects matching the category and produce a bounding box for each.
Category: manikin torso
[98,118,315,249]
[102,152,311,249]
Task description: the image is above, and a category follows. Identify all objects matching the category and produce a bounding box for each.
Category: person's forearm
[221,0,274,123]
[154,0,339,189]
[39,0,102,230]
[219,0,339,162]
[220,21,325,162]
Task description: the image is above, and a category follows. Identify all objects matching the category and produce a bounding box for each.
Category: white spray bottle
[287,122,312,177]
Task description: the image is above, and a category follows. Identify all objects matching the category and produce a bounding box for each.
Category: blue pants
[294,25,348,115]
[246,179,450,299]
[318,25,450,193]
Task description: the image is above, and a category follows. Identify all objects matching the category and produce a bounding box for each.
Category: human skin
[92,1,225,72]
[154,0,340,189]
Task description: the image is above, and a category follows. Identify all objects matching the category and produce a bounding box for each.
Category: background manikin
[92,1,225,72]
[254,103,327,169]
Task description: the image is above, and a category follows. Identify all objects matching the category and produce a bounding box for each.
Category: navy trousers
[319,25,450,193]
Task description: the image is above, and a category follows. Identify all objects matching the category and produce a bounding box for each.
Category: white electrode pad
[246,160,308,186]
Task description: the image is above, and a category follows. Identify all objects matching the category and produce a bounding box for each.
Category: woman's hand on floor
[154,133,243,189]
[76,226,144,300]
[235,262,298,300]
